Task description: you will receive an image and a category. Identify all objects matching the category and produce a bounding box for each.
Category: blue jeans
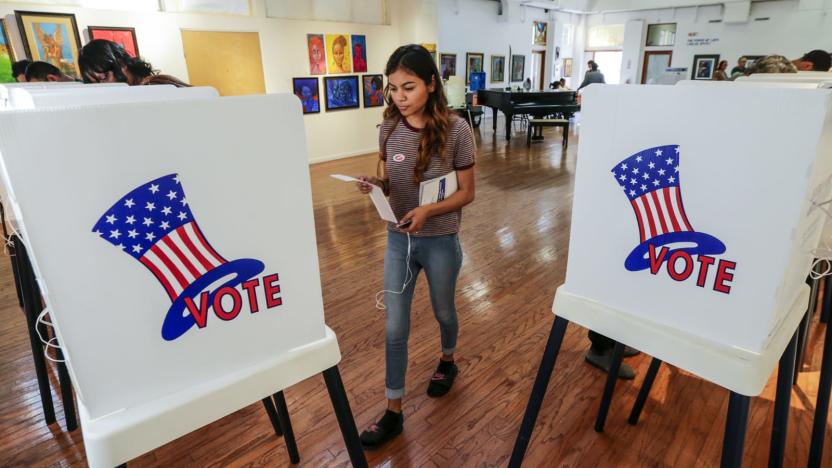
[384,231,462,399]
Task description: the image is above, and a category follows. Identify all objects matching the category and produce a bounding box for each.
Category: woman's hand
[356,176,380,194]
[399,206,431,233]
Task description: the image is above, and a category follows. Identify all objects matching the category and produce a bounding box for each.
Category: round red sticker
[393,153,406,162]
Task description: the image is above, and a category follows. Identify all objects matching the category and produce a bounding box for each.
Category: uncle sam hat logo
[92,173,266,341]
[611,145,726,271]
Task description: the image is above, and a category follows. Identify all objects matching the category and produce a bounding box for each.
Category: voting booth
[0,93,366,467]
[510,83,832,468]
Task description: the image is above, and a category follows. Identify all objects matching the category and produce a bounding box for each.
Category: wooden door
[532,50,546,90]
[641,51,672,84]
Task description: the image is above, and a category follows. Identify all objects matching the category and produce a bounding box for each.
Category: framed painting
[0,19,16,83]
[15,11,82,78]
[292,77,320,114]
[563,58,573,77]
[351,34,367,73]
[325,33,352,74]
[533,21,547,46]
[421,43,436,62]
[490,55,505,82]
[362,74,384,108]
[439,53,456,79]
[510,54,525,82]
[306,34,326,75]
[88,26,139,58]
[465,52,483,84]
[692,54,719,80]
[324,75,359,111]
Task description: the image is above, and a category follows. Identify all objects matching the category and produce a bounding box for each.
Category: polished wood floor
[1,118,830,467]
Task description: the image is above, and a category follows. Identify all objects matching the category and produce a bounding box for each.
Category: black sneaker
[360,410,403,450]
[427,360,458,397]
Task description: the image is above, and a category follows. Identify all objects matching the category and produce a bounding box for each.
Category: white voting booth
[510,83,832,467]
[0,82,126,109]
[0,89,365,467]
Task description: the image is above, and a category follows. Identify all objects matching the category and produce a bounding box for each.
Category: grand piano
[477,89,581,140]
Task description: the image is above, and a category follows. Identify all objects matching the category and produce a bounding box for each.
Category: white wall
[1,0,438,164]
[585,0,832,83]
[437,0,581,90]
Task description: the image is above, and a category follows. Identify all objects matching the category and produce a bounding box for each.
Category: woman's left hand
[399,206,431,233]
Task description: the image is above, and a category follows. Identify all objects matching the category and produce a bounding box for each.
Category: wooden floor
[1,118,830,467]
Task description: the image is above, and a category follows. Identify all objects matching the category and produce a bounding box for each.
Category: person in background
[24,61,76,82]
[549,80,562,90]
[559,78,570,90]
[748,55,798,74]
[792,49,832,71]
[12,60,31,82]
[730,56,748,77]
[79,39,189,87]
[355,44,476,449]
[578,61,605,90]
[523,77,532,91]
[713,60,729,81]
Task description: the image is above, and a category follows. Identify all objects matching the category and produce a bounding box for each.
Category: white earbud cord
[376,232,413,310]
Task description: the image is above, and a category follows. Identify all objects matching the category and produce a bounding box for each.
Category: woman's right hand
[356,176,380,194]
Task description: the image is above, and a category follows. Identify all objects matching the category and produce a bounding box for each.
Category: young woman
[356,44,476,448]
[79,39,189,87]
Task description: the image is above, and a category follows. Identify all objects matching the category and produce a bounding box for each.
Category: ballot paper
[331,174,397,222]
[419,171,458,205]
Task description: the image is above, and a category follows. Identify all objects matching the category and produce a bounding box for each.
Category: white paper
[419,171,458,206]
[331,174,398,223]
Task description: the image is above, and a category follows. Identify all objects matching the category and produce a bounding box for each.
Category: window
[587,24,625,49]
[646,23,676,47]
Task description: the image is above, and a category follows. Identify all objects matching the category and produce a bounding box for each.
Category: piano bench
[527,118,570,148]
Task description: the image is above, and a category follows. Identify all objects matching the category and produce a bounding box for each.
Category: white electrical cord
[375,232,414,310]
[36,307,65,363]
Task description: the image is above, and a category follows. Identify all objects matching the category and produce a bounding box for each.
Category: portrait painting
[692,54,719,80]
[563,58,573,77]
[324,75,359,110]
[0,20,15,83]
[466,52,483,84]
[351,34,367,73]
[88,26,139,58]
[307,33,326,75]
[533,21,547,46]
[490,55,505,82]
[293,77,320,114]
[362,74,384,108]
[326,33,352,74]
[511,54,525,82]
[439,53,456,79]
[15,11,82,77]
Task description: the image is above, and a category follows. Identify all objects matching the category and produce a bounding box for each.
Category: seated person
[12,60,31,82]
[79,39,190,87]
[748,55,798,74]
[24,61,76,82]
[792,49,831,72]
[558,78,570,90]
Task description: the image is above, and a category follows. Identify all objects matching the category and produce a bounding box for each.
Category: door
[181,30,266,96]
[592,50,623,84]
[531,50,545,90]
[641,51,672,84]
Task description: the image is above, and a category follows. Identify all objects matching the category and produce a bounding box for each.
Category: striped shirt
[380,114,475,236]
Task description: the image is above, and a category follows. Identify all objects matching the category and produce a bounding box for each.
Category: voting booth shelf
[0,93,367,467]
[509,83,832,468]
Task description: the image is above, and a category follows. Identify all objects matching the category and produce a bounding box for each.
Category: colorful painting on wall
[293,77,320,114]
[306,34,326,75]
[0,20,16,83]
[490,55,505,82]
[88,26,139,58]
[324,75,359,110]
[325,33,352,74]
[510,54,525,82]
[439,53,456,79]
[692,54,719,80]
[15,11,82,78]
[465,52,483,84]
[421,43,437,62]
[351,34,367,73]
[362,74,384,108]
[533,21,547,46]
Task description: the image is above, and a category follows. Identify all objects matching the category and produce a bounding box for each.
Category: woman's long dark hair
[79,39,154,84]
[383,44,450,184]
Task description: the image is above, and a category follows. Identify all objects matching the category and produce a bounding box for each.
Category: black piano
[477,89,580,140]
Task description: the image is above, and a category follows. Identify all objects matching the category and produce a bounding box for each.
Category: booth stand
[508,83,832,467]
[0,94,367,467]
